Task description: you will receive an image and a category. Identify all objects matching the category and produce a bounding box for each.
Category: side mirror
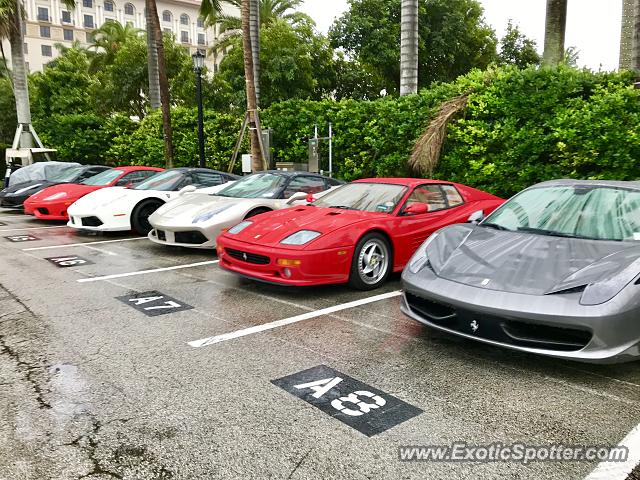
[286,191,308,204]
[306,193,315,203]
[404,203,429,215]
[467,210,485,224]
[179,185,198,196]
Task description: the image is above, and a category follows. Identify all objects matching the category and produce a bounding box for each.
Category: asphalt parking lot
[0,208,639,480]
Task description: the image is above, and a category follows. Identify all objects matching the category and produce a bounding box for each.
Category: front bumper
[401,268,640,363]
[25,199,73,220]
[217,235,353,286]
[0,195,27,208]
[67,209,131,232]
[148,225,216,249]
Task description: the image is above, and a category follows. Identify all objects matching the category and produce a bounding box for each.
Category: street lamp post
[192,50,206,169]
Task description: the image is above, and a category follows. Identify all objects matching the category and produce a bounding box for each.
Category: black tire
[244,208,271,219]
[131,199,164,235]
[348,232,392,290]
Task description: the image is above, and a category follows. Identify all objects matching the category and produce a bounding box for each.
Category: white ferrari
[67,168,239,234]
[148,171,342,249]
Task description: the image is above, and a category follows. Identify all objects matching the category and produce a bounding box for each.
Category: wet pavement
[0,208,639,479]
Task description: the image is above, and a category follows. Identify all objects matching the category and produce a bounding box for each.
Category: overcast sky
[299,0,622,71]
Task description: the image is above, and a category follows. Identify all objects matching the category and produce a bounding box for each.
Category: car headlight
[407,233,439,274]
[44,192,67,201]
[280,230,321,245]
[192,205,232,224]
[228,221,252,234]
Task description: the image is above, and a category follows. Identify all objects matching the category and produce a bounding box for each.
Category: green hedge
[35,65,640,197]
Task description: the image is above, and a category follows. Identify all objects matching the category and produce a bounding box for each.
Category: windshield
[215,173,286,198]
[483,185,640,241]
[134,170,184,191]
[313,182,407,213]
[82,169,124,186]
[50,166,84,183]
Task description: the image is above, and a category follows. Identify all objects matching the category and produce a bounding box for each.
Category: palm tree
[399,0,418,95]
[241,0,263,171]
[145,10,161,110]
[542,0,568,66]
[145,0,173,167]
[0,0,75,149]
[89,20,142,72]
[620,0,634,70]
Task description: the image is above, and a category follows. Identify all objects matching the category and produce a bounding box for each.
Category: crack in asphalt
[287,448,313,479]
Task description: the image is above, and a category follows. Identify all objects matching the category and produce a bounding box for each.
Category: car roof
[353,178,454,187]
[170,167,236,176]
[243,170,336,179]
[116,166,164,172]
[531,179,640,191]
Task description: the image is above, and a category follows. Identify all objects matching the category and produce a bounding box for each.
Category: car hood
[230,206,385,247]
[152,194,240,221]
[25,183,101,203]
[427,225,640,296]
[1,180,60,197]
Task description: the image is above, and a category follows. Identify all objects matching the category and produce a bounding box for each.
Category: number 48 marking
[294,377,386,417]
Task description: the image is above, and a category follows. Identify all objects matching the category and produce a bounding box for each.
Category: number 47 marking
[129,296,182,310]
[294,377,386,417]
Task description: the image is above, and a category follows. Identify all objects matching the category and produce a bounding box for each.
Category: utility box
[275,162,308,172]
[241,154,252,174]
[308,138,319,173]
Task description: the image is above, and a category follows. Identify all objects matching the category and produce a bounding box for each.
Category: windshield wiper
[479,222,511,231]
[516,227,607,240]
[329,205,356,210]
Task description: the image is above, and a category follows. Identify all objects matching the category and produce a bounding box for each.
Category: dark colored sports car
[401,179,640,364]
[0,164,110,209]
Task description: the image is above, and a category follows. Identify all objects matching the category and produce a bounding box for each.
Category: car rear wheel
[131,200,164,235]
[348,233,391,290]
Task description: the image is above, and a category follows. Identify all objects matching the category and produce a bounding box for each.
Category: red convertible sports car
[24,166,164,220]
[217,178,504,289]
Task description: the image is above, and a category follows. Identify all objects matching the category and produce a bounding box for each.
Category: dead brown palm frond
[409,95,468,176]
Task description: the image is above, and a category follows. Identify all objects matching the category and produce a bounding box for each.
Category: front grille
[81,216,103,227]
[157,230,166,241]
[406,292,591,352]
[175,230,208,245]
[226,248,270,265]
[37,208,49,215]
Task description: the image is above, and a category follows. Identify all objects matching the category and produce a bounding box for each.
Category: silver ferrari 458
[401,179,640,363]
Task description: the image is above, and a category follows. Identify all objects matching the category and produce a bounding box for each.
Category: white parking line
[0,225,67,232]
[188,290,403,348]
[583,423,640,480]
[23,237,147,251]
[77,260,219,283]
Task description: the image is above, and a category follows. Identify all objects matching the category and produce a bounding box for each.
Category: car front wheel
[131,200,163,235]
[348,232,392,290]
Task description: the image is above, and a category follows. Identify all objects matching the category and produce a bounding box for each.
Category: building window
[40,25,51,38]
[180,30,189,43]
[41,44,52,57]
[104,0,114,12]
[180,14,189,25]
[197,33,205,45]
[86,31,94,43]
[197,17,204,28]
[37,7,49,21]
[61,10,72,23]
[162,10,171,22]
[63,28,74,41]
[163,28,172,35]
[124,3,134,15]
[83,0,92,7]
[84,14,94,28]
[23,43,28,54]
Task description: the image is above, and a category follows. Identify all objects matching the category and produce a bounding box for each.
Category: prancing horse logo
[470,320,479,333]
[242,252,248,261]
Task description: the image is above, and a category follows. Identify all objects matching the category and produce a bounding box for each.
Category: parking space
[0,208,639,480]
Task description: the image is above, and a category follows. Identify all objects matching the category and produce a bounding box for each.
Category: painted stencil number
[129,296,182,311]
[294,377,386,416]
[5,234,39,242]
[117,291,194,317]
[46,255,93,268]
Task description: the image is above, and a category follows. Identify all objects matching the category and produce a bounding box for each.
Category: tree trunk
[146,8,161,110]
[249,0,260,105]
[9,2,32,146]
[631,0,640,72]
[145,0,173,167]
[242,0,262,171]
[400,0,418,96]
[542,0,568,66]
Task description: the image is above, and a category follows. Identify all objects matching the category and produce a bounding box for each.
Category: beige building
[1,0,236,72]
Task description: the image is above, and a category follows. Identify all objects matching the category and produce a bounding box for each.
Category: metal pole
[328,123,333,178]
[196,69,206,168]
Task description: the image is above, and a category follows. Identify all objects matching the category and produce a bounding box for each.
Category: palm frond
[199,0,223,25]
[409,95,468,175]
